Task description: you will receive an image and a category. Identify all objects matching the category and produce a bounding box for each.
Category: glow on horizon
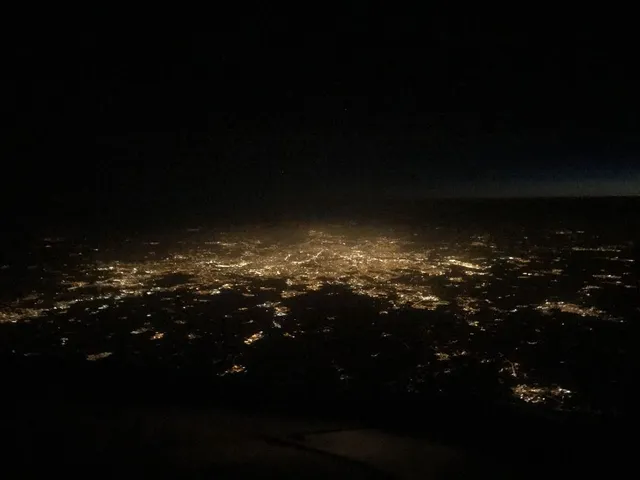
[384,171,640,199]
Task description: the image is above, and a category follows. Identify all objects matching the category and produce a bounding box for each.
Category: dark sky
[6,16,640,227]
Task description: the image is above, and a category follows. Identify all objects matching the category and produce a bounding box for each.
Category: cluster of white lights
[512,384,572,405]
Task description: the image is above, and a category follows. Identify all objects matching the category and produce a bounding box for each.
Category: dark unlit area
[2,359,633,479]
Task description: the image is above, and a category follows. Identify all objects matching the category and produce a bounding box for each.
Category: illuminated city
[6,22,640,476]
[0,223,637,414]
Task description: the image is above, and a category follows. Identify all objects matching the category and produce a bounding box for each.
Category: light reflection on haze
[74,227,467,312]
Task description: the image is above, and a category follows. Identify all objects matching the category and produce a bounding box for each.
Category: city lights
[0,224,635,411]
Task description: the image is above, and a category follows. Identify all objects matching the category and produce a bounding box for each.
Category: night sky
[6,16,640,229]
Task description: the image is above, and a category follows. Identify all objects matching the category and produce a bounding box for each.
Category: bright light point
[86,352,113,361]
[244,331,264,345]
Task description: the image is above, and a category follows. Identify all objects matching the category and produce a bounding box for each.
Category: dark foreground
[2,358,634,479]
